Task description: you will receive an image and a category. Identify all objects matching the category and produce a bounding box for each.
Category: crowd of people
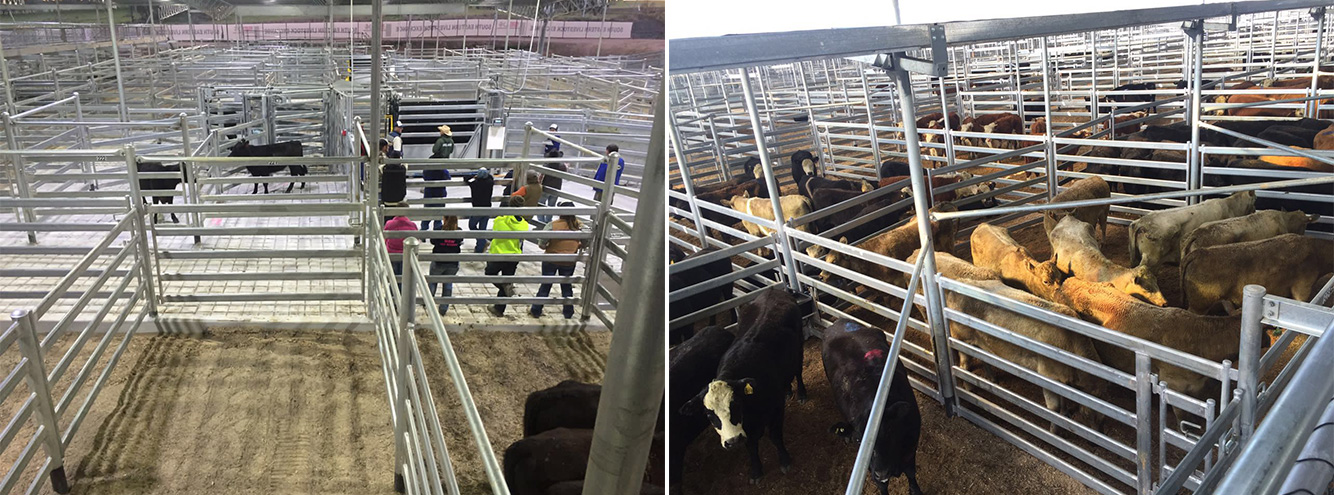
[376,121,623,320]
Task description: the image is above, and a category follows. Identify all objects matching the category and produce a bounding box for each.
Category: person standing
[384,215,418,290]
[485,196,530,317]
[428,215,462,316]
[538,149,566,225]
[593,143,625,202]
[388,121,405,158]
[530,202,587,319]
[462,167,495,253]
[380,138,408,205]
[543,123,561,155]
[422,125,454,229]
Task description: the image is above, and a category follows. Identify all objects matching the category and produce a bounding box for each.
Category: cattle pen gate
[669,2,1334,494]
[0,11,664,494]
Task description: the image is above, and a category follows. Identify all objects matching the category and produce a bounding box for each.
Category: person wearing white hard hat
[543,123,561,155]
[389,121,404,158]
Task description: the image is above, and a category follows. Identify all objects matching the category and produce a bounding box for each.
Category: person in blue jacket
[543,123,561,155]
[593,143,624,201]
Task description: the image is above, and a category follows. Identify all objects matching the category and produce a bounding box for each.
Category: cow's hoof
[748,477,761,486]
[780,464,791,474]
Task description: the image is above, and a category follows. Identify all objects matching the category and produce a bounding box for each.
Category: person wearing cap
[422,125,455,229]
[530,201,587,319]
[538,149,566,225]
[543,123,561,155]
[462,166,495,252]
[485,196,530,317]
[593,143,625,201]
[389,121,405,158]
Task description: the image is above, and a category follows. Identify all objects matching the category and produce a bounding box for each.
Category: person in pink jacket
[384,214,418,287]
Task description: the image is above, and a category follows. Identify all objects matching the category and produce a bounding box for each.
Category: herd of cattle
[670,105,1334,491]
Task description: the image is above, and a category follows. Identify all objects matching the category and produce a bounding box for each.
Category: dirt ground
[679,338,1097,495]
[0,327,617,495]
[416,328,615,493]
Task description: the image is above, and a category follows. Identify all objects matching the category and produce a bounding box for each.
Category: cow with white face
[681,287,806,484]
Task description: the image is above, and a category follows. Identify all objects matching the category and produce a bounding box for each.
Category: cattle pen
[668,2,1334,495]
[0,3,665,494]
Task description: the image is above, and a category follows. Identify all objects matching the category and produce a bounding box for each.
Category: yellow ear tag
[744,383,754,395]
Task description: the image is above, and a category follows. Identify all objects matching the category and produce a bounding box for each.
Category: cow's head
[1123,265,1168,307]
[790,150,818,175]
[682,379,756,449]
[228,139,251,157]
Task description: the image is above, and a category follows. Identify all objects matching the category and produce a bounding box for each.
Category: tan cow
[970,223,1062,300]
[1042,176,1111,242]
[1128,190,1256,269]
[1180,209,1320,261]
[1181,234,1334,314]
[1049,216,1167,306]
[724,194,825,258]
[911,250,1107,431]
[820,203,959,286]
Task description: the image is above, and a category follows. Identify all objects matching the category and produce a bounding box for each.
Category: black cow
[523,381,601,437]
[135,159,188,224]
[681,287,806,484]
[1095,82,1158,114]
[669,326,736,485]
[503,428,664,495]
[822,319,923,495]
[790,150,819,196]
[542,481,663,495]
[879,160,911,179]
[669,246,735,344]
[228,139,308,194]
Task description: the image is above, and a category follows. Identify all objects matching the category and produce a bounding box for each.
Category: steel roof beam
[669,0,1334,73]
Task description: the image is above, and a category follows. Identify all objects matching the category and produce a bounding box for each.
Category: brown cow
[1181,234,1334,314]
[820,203,959,286]
[724,194,824,258]
[1042,176,1111,241]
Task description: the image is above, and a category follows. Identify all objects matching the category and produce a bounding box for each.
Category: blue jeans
[421,202,447,231]
[391,260,403,292]
[428,261,459,315]
[469,216,490,252]
[536,193,558,224]
[531,262,576,318]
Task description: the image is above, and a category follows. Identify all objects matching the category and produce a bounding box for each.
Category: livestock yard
[668,2,1334,495]
[0,2,665,494]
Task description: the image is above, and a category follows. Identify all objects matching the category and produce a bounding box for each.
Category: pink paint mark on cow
[863,349,885,363]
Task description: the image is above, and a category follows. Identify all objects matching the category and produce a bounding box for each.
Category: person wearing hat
[543,123,561,155]
[389,121,405,158]
[421,125,455,229]
[485,196,531,317]
[462,166,496,252]
[530,201,586,319]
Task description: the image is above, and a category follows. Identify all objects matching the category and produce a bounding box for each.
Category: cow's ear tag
[744,383,754,395]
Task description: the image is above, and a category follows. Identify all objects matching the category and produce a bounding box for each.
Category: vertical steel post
[579,149,618,320]
[187,8,195,44]
[1134,352,1153,495]
[581,92,666,495]
[1270,14,1279,80]
[668,121,712,246]
[369,0,384,212]
[105,0,128,122]
[865,72,885,179]
[1308,7,1325,118]
[595,0,609,58]
[3,112,36,244]
[1040,37,1058,199]
[1239,284,1265,442]
[890,58,957,414]
[1187,21,1205,204]
[935,78,956,172]
[0,27,12,115]
[74,93,95,191]
[739,67,801,290]
[11,310,70,495]
[393,237,419,493]
[123,146,159,316]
